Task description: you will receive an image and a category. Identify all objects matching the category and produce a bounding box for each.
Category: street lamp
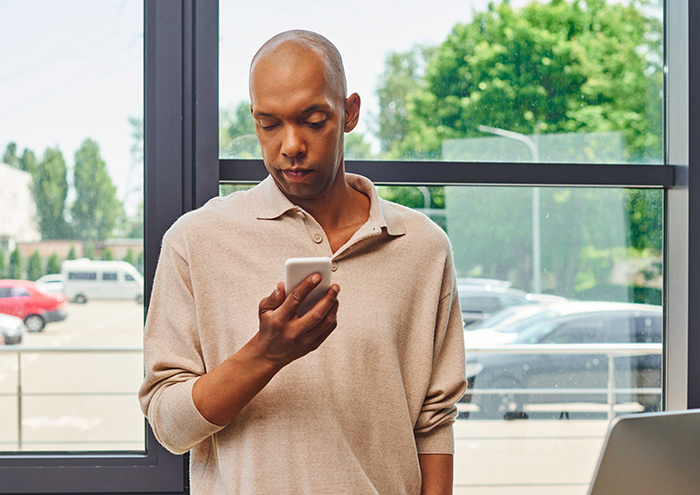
[477,125,542,294]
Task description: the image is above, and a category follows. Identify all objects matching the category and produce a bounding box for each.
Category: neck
[292,170,370,234]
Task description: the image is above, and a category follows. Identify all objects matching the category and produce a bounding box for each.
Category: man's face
[249,47,355,202]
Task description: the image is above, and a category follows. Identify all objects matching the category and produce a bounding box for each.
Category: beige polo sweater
[139,174,467,495]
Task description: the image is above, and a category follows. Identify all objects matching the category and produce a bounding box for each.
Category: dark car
[463,302,662,418]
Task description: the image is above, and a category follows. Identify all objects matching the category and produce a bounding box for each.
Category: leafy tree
[0,251,5,277]
[27,250,42,281]
[67,244,77,260]
[46,252,61,275]
[71,139,124,240]
[384,0,662,162]
[220,101,260,158]
[344,132,374,160]
[9,247,22,279]
[123,248,135,266]
[19,148,38,175]
[3,142,18,167]
[33,147,70,239]
[101,247,114,261]
[84,242,96,260]
[136,250,144,275]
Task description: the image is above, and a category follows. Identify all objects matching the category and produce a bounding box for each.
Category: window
[103,272,118,281]
[125,273,135,282]
[69,272,98,281]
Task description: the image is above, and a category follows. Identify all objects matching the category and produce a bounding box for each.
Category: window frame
[1,0,698,493]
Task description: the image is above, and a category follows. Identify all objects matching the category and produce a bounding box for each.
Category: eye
[307,119,326,129]
[258,121,279,130]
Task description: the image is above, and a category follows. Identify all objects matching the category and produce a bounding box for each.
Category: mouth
[282,169,313,181]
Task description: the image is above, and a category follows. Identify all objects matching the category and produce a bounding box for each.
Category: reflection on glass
[220,182,663,492]
[220,0,663,164]
[0,0,144,452]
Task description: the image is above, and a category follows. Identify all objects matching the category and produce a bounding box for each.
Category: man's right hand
[255,274,340,367]
[192,275,339,426]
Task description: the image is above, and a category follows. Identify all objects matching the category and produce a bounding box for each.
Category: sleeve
[413,250,467,455]
[138,237,226,455]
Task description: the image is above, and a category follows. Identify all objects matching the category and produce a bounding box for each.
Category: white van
[61,259,144,304]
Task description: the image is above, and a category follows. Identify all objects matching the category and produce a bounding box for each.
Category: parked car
[464,304,556,346]
[61,259,144,304]
[463,301,662,418]
[0,313,25,345]
[35,274,65,294]
[458,282,535,326]
[0,280,68,332]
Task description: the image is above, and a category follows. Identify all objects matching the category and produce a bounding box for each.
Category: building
[0,162,40,254]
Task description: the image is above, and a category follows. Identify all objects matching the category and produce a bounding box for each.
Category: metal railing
[0,346,143,451]
[464,343,663,420]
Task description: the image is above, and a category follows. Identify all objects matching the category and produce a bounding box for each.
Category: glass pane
[219,182,663,494]
[219,0,663,164]
[0,0,144,452]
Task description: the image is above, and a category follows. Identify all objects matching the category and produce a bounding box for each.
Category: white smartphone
[285,257,332,317]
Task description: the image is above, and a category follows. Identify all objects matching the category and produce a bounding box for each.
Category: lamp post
[477,125,541,294]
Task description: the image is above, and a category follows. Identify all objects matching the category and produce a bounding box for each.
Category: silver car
[0,313,25,345]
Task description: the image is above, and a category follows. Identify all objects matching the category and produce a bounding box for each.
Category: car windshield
[505,311,562,340]
[467,306,527,330]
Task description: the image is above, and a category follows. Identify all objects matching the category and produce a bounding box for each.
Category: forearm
[419,454,453,495]
[192,335,282,426]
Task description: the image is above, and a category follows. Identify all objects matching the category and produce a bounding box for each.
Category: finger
[297,285,340,329]
[258,282,286,316]
[308,308,339,350]
[278,273,324,316]
[302,298,339,339]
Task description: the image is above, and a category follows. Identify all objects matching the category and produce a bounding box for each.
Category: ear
[344,93,361,133]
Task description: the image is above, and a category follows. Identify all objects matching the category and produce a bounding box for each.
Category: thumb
[258,282,286,315]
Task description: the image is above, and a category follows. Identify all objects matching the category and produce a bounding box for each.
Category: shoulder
[163,187,257,252]
[380,199,452,256]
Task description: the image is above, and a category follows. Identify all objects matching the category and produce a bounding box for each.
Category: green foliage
[123,248,135,266]
[71,139,124,241]
[27,250,42,281]
[9,248,22,279]
[19,148,38,175]
[46,252,61,275]
[101,247,114,261]
[3,142,18,167]
[67,245,77,260]
[220,101,260,158]
[0,251,5,278]
[84,242,96,260]
[344,132,374,160]
[136,250,144,275]
[382,0,662,162]
[33,147,70,239]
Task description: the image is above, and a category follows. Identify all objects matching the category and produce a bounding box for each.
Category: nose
[280,126,306,158]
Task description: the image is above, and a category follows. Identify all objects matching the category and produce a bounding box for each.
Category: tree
[9,247,22,279]
[46,252,61,275]
[101,247,114,261]
[387,0,662,162]
[220,101,260,158]
[136,250,144,275]
[27,250,42,281]
[67,244,77,260]
[33,147,70,239]
[0,251,5,278]
[123,248,135,266]
[19,148,38,175]
[84,242,96,260]
[344,132,374,160]
[71,139,124,241]
[3,142,18,167]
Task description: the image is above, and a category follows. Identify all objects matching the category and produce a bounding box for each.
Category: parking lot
[0,301,608,493]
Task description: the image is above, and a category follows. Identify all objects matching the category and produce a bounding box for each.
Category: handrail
[0,346,142,353]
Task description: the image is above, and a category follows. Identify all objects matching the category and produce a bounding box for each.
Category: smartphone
[285,257,332,317]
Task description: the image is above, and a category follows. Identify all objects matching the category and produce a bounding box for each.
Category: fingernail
[332,285,340,294]
[312,274,321,283]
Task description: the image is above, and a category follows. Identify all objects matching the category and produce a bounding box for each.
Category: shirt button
[313,233,323,243]
[331,261,338,272]
[297,211,305,219]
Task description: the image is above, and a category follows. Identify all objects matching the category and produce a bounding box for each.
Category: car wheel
[24,314,45,333]
[477,377,526,419]
[3,335,21,345]
[74,294,87,304]
[136,295,144,305]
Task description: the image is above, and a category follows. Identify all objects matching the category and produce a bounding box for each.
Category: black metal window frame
[0,0,697,493]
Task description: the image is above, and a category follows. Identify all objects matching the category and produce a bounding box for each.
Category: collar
[252,173,405,236]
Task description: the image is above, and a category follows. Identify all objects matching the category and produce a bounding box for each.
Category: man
[139,30,466,494]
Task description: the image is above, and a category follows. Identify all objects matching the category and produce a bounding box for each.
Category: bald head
[250,30,347,103]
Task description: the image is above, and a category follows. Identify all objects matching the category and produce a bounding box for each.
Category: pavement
[0,300,608,493]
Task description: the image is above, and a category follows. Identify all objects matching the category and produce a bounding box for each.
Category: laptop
[587,409,700,495]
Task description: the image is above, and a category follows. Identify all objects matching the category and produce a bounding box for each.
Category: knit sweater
[139,174,467,495]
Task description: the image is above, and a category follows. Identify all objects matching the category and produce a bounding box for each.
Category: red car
[0,280,67,332]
